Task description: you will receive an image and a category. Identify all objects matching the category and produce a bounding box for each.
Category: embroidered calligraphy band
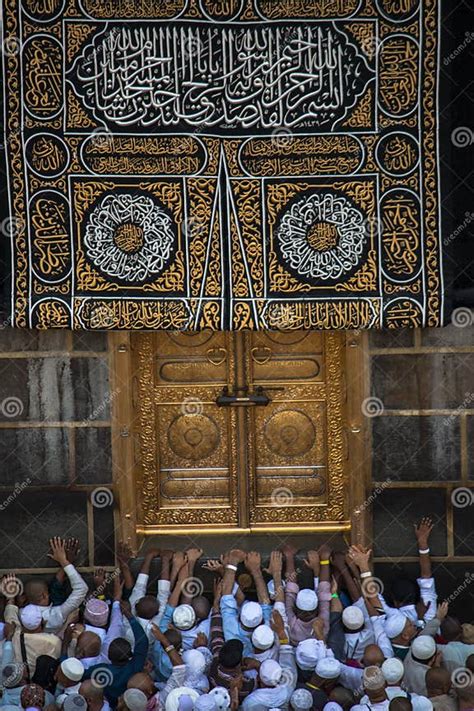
[2,0,444,329]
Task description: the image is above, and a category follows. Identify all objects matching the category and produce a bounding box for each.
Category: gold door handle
[251,346,272,365]
[206,347,227,366]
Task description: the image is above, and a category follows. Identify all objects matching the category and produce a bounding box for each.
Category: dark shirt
[83,617,148,708]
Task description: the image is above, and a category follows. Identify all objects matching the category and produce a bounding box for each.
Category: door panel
[132,330,348,532]
[133,332,241,529]
[246,331,346,528]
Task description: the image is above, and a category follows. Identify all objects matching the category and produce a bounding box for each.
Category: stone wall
[0,330,115,570]
[369,318,474,618]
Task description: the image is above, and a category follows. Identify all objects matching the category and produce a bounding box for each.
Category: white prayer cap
[342,605,365,630]
[385,612,408,639]
[123,689,148,711]
[19,604,43,631]
[411,635,436,661]
[209,687,231,711]
[165,688,200,711]
[323,704,343,711]
[315,658,341,680]
[411,697,434,711]
[60,658,85,682]
[382,657,404,684]
[63,695,87,711]
[290,688,313,710]
[240,601,262,628]
[295,589,318,612]
[196,645,213,671]
[363,665,385,691]
[252,624,275,650]
[267,579,285,599]
[259,659,282,687]
[172,604,196,630]
[295,639,326,670]
[194,695,216,711]
[182,649,206,675]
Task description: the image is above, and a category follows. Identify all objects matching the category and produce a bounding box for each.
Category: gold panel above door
[131,330,350,534]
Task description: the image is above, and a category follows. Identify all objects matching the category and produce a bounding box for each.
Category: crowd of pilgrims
[0,519,473,711]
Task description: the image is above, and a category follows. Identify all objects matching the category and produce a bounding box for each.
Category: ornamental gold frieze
[3,0,442,329]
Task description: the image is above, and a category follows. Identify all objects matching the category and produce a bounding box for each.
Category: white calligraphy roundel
[276,191,367,281]
[84,193,175,282]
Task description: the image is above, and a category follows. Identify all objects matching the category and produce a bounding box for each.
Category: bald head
[76,631,101,659]
[329,685,355,709]
[127,672,155,698]
[389,699,412,711]
[80,680,104,711]
[426,667,451,697]
[25,579,49,606]
[363,644,385,668]
[441,616,463,642]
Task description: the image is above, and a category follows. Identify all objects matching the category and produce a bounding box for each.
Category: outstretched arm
[245,551,270,606]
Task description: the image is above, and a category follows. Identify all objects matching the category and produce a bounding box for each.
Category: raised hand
[48,537,68,567]
[194,632,208,648]
[436,601,449,621]
[117,540,134,564]
[202,559,224,577]
[186,547,203,565]
[263,550,283,577]
[113,573,124,602]
[65,538,81,565]
[312,617,325,641]
[347,544,372,570]
[93,567,106,588]
[270,609,285,637]
[415,517,434,547]
[245,551,262,573]
[304,550,320,572]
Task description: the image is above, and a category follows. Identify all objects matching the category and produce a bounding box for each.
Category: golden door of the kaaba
[112,330,368,539]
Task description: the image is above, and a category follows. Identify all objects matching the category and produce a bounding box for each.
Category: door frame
[108,331,371,552]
